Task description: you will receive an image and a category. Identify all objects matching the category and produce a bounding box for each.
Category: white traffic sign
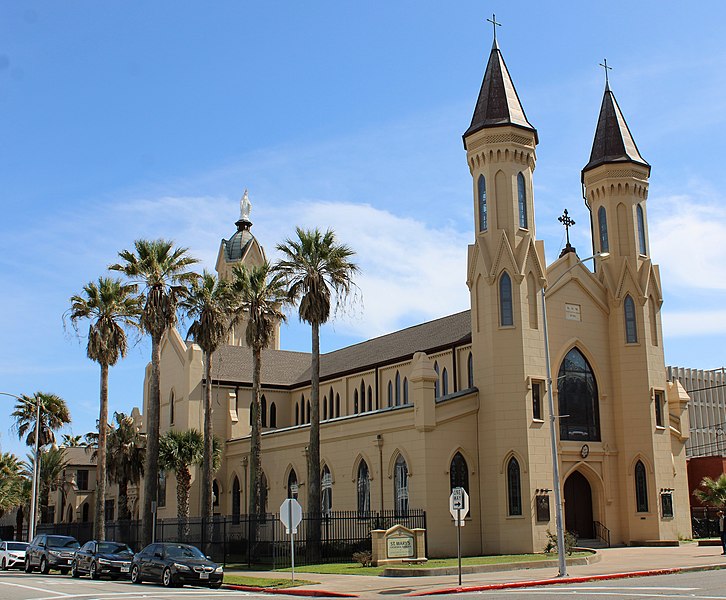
[449,487,469,524]
[279,498,303,534]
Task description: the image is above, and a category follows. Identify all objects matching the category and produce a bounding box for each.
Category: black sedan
[71,540,134,579]
[130,542,223,588]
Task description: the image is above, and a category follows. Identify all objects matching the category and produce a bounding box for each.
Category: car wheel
[24,558,33,573]
[40,556,49,574]
[90,561,100,580]
[130,564,142,584]
[1,557,6,570]
[162,567,174,588]
[71,560,80,578]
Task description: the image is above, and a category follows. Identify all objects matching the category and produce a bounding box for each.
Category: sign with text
[386,533,415,558]
[449,487,469,525]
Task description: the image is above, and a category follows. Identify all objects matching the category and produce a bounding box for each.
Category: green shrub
[352,550,373,567]
[543,529,578,555]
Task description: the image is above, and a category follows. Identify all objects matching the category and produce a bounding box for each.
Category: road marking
[0,580,72,596]
[29,589,259,600]
[506,591,726,599]
[569,587,699,591]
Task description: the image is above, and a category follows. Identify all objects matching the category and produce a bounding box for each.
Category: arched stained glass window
[321,465,333,515]
[82,502,90,522]
[354,389,359,414]
[367,386,373,411]
[387,381,393,407]
[517,172,528,229]
[442,368,449,396]
[329,387,334,419]
[624,295,638,343]
[306,400,311,423]
[169,391,175,425]
[434,362,440,399]
[335,393,340,418]
[395,372,401,406]
[507,457,522,516]
[478,174,487,231]
[213,480,220,507]
[360,381,366,412]
[394,455,409,515]
[598,206,609,253]
[558,347,601,441]
[295,403,299,426]
[450,452,469,493]
[467,352,474,388]
[357,460,370,516]
[287,469,298,499]
[637,204,647,255]
[261,395,267,428]
[500,272,513,326]
[635,460,648,512]
[232,476,241,524]
[323,396,328,420]
[270,402,276,428]
[403,379,408,404]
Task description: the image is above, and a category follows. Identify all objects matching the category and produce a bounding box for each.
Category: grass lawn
[223,574,318,588]
[272,552,592,576]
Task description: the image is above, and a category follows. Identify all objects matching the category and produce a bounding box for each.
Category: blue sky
[2,1,726,457]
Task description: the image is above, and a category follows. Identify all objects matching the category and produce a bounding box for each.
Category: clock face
[580,444,590,459]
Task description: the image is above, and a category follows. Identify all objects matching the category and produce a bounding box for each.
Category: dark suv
[25,534,80,574]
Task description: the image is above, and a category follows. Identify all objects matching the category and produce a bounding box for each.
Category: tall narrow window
[261,395,267,427]
[295,403,299,425]
[232,476,241,524]
[287,469,298,499]
[329,387,334,419]
[598,206,609,253]
[213,480,220,507]
[367,386,373,411]
[637,204,647,255]
[387,381,393,407]
[357,461,370,516]
[169,391,175,426]
[306,400,311,423]
[395,372,401,406]
[507,457,522,516]
[478,174,487,231]
[434,362,440,398]
[394,455,409,515]
[450,452,469,493]
[321,465,333,515]
[442,368,449,396]
[360,381,366,412]
[335,393,340,417]
[624,295,638,343]
[467,352,474,388]
[527,273,538,329]
[500,272,513,326]
[402,379,408,404]
[354,389,359,414]
[323,396,328,420]
[532,380,543,420]
[270,402,277,428]
[654,390,665,428]
[82,502,89,522]
[635,460,648,512]
[558,347,601,441]
[649,296,658,346]
[517,172,528,229]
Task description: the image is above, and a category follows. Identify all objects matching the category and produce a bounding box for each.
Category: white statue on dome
[240,189,252,222]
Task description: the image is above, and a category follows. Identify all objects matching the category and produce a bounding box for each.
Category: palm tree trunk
[202,352,214,550]
[249,346,263,544]
[143,334,162,546]
[95,362,109,541]
[307,321,322,558]
[177,467,191,542]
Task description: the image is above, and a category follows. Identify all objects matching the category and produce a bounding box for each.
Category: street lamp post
[540,252,608,578]
[0,392,42,542]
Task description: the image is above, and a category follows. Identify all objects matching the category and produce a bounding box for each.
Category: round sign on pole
[279,498,303,533]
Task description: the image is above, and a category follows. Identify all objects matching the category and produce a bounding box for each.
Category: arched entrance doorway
[564,471,593,539]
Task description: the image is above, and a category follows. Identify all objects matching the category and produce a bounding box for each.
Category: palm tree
[229,262,287,536]
[106,412,145,522]
[275,227,358,552]
[25,447,69,524]
[158,429,221,541]
[110,239,199,545]
[66,276,141,540]
[12,392,71,448]
[0,453,26,515]
[179,270,233,545]
[694,474,726,507]
[60,434,84,447]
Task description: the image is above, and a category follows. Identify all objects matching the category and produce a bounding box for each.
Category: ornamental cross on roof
[487,13,501,43]
[599,58,613,87]
[558,209,577,257]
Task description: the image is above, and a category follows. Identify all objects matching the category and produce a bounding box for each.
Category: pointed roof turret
[582,82,650,178]
[463,37,537,144]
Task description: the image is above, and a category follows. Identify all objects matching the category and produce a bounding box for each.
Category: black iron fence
[691,506,723,539]
[36,509,426,568]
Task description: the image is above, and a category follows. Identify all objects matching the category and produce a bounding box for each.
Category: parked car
[71,540,134,579]
[24,534,80,574]
[0,541,28,569]
[130,542,223,588]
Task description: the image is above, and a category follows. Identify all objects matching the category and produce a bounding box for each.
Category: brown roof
[210,310,472,388]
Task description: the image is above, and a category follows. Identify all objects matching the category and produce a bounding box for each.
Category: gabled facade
[137,34,691,556]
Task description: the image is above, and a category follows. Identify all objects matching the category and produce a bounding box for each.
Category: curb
[223,584,358,597]
[407,563,726,596]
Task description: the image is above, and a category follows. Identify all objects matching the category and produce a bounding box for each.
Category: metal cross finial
[599,58,613,86]
[558,209,576,247]
[487,13,501,43]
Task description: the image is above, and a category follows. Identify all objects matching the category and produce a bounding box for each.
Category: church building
[142,34,692,556]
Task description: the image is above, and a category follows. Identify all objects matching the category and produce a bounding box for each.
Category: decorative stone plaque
[370,524,427,566]
[565,303,581,321]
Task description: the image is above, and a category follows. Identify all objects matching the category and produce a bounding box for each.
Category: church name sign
[386,533,415,558]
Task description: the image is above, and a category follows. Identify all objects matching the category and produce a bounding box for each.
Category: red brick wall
[688,456,726,507]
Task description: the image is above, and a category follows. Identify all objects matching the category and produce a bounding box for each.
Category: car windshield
[97,542,132,554]
[46,536,80,549]
[164,544,205,560]
[7,542,28,551]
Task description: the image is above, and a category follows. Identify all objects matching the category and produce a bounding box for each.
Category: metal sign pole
[457,507,462,586]
[289,501,295,583]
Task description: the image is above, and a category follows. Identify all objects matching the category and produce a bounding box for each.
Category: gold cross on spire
[487,13,501,43]
[599,58,613,87]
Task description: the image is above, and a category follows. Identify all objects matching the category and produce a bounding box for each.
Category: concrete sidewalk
[226,544,726,597]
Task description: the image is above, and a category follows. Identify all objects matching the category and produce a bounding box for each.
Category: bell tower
[464,24,549,554]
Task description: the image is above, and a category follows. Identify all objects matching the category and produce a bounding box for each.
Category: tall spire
[582,77,649,177]
[463,19,537,143]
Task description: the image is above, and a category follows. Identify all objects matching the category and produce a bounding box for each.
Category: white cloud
[662,309,726,338]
